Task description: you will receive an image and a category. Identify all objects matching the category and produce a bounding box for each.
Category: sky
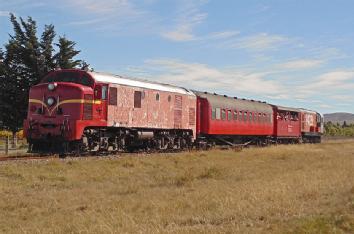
[1,0,354,114]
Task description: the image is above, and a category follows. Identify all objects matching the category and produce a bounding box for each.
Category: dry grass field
[1,141,354,233]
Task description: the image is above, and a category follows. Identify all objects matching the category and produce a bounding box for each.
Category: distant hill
[324,112,354,124]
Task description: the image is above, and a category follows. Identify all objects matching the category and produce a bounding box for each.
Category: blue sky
[1,0,354,114]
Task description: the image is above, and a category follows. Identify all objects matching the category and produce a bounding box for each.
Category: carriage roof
[194,91,273,114]
[89,71,195,96]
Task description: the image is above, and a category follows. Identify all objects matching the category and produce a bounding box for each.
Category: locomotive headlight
[47,97,55,106]
[48,83,57,91]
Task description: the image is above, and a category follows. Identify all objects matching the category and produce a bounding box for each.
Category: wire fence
[0,137,28,155]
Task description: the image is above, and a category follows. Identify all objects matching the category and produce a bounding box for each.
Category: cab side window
[102,86,108,100]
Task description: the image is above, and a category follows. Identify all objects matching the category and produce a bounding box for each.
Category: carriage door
[94,84,108,121]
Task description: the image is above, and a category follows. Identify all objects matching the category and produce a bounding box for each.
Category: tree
[39,24,56,77]
[0,14,83,135]
[324,121,354,137]
[0,48,5,128]
[342,120,348,128]
[0,14,31,134]
[54,36,81,69]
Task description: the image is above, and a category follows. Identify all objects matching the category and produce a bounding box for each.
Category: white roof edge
[298,108,318,114]
[89,71,195,96]
[275,105,301,112]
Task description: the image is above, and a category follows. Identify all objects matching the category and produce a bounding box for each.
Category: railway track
[0,144,247,162]
[0,154,58,162]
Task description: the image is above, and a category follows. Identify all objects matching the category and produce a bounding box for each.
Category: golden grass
[1,141,354,233]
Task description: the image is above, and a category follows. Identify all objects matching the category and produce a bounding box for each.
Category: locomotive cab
[24,69,106,153]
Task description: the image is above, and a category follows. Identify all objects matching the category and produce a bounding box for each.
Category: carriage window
[234,111,238,121]
[109,87,117,106]
[243,112,247,121]
[101,86,107,100]
[134,91,142,108]
[249,113,253,122]
[212,108,216,120]
[239,111,242,121]
[156,93,160,101]
[227,110,232,121]
[259,113,262,123]
[221,109,226,120]
[215,108,221,120]
[253,113,257,122]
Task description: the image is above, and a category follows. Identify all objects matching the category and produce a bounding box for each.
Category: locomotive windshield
[42,72,94,87]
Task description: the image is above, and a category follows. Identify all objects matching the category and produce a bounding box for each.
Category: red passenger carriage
[195,91,274,146]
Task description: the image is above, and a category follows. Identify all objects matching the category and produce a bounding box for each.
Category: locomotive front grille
[41,123,57,129]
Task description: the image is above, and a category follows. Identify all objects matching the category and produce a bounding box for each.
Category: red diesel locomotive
[24,69,323,154]
[24,69,196,153]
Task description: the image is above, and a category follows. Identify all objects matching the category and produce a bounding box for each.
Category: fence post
[5,136,9,155]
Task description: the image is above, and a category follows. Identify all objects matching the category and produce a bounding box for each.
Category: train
[23,69,323,155]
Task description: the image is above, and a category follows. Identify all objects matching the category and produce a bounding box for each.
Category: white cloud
[161,25,198,42]
[331,95,353,102]
[161,1,208,42]
[142,59,284,97]
[205,30,240,40]
[61,0,154,34]
[278,59,324,70]
[124,59,354,113]
[315,70,354,87]
[67,18,108,26]
[0,11,10,17]
[65,0,137,15]
[163,28,240,42]
[319,104,332,109]
[294,70,354,102]
[309,46,348,61]
[232,33,289,51]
